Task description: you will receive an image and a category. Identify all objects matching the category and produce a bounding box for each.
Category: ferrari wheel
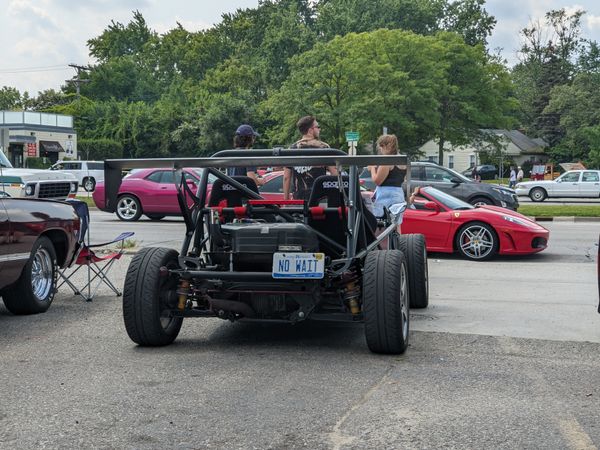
[455,222,498,261]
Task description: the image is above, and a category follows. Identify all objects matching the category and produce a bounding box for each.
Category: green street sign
[345,131,360,142]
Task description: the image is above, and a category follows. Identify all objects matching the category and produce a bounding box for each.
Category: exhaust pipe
[209,298,256,318]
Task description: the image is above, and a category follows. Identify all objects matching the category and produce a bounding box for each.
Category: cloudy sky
[1,0,600,96]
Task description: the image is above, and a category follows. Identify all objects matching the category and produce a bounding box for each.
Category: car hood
[476,205,548,230]
[0,168,77,181]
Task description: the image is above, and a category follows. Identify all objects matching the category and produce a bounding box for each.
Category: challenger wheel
[397,234,429,309]
[363,250,409,354]
[83,177,96,192]
[123,247,183,346]
[2,236,57,315]
[116,195,142,221]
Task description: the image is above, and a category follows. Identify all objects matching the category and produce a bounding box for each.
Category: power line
[0,65,72,74]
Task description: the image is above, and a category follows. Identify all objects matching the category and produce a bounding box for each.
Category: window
[160,171,175,184]
[448,155,454,169]
[559,172,581,183]
[146,171,165,183]
[87,162,104,170]
[260,174,284,193]
[63,162,81,170]
[427,156,438,164]
[424,166,453,182]
[582,171,599,182]
[469,154,476,167]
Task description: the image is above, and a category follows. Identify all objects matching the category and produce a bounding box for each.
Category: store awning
[39,140,64,153]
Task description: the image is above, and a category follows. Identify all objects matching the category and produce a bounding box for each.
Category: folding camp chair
[57,199,134,302]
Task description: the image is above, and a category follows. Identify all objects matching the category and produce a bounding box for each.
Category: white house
[419,130,548,172]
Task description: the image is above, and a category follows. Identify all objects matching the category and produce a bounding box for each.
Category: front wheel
[2,236,57,315]
[455,222,498,261]
[116,195,142,221]
[363,250,410,354]
[123,247,183,346]
[83,177,96,192]
[529,188,547,202]
[470,196,493,207]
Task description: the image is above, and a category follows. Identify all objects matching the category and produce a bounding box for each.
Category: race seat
[207,176,259,207]
[307,175,377,256]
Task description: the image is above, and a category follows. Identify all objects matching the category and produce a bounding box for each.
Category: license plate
[272,252,325,279]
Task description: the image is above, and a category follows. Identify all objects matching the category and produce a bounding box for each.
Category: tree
[0,86,26,110]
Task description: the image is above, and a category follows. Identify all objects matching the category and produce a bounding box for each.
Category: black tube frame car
[105,149,429,354]
[0,197,80,314]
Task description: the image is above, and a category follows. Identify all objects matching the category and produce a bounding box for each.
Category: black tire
[146,214,166,221]
[454,221,499,261]
[2,236,57,315]
[116,194,143,221]
[470,196,493,207]
[529,187,547,202]
[397,234,429,309]
[363,250,410,354]
[83,177,96,192]
[123,247,183,346]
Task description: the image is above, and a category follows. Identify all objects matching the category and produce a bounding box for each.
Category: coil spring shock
[341,270,361,314]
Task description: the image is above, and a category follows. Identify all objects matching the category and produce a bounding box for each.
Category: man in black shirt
[283,116,338,201]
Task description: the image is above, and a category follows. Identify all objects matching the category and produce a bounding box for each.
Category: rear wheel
[116,195,142,221]
[123,247,183,346]
[397,234,429,309]
[529,188,547,202]
[2,236,57,315]
[363,250,409,354]
[83,177,96,192]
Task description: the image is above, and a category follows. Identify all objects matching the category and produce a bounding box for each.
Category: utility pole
[66,63,91,99]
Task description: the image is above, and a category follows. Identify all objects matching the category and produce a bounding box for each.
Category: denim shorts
[372,186,407,223]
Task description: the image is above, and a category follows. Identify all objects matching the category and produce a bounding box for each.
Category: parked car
[360,162,519,210]
[0,197,80,314]
[461,164,498,180]
[515,170,600,201]
[51,160,104,192]
[0,149,78,200]
[93,168,217,221]
[402,186,549,260]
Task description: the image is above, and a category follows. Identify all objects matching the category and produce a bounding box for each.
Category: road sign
[345,131,360,142]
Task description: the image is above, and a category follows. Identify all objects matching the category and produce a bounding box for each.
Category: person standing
[517,166,524,183]
[367,134,407,221]
[509,166,517,188]
[283,116,338,201]
[471,165,481,182]
[227,124,264,186]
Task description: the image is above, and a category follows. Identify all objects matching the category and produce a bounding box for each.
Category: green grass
[518,204,600,217]
[75,195,96,207]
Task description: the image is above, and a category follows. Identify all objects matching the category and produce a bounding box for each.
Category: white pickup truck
[0,149,78,200]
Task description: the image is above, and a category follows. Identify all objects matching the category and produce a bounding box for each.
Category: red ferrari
[403,186,549,260]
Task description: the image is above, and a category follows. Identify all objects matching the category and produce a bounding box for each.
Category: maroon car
[0,198,80,314]
[93,168,214,221]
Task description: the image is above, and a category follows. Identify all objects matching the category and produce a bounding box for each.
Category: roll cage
[104,149,409,277]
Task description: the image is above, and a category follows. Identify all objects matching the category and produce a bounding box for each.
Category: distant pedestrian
[517,166,524,183]
[509,166,517,188]
[471,165,481,182]
[283,116,337,201]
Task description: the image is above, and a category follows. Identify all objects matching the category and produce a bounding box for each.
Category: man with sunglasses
[283,115,338,201]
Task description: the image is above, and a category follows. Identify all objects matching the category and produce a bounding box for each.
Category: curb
[531,216,600,222]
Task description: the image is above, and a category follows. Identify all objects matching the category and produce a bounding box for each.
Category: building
[0,111,77,167]
[418,130,548,172]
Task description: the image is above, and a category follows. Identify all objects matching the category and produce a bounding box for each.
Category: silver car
[515,170,600,201]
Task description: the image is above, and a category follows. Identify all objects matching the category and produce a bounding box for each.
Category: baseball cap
[235,124,260,137]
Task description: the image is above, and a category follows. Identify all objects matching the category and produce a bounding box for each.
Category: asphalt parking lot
[1,216,599,449]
